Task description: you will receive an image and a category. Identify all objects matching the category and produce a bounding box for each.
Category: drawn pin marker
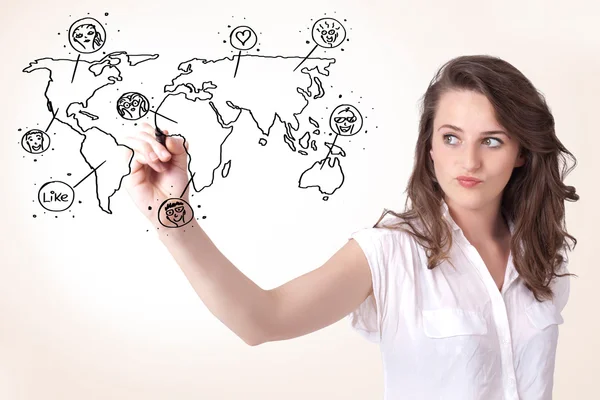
[294,17,347,72]
[116,92,178,124]
[157,173,196,229]
[158,197,194,229]
[320,104,362,170]
[37,160,105,213]
[22,129,51,155]
[229,26,258,78]
[21,108,59,155]
[38,181,75,212]
[68,17,107,83]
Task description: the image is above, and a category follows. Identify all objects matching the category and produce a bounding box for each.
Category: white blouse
[346,200,570,400]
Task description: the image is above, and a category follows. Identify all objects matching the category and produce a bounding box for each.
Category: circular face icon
[158,198,194,228]
[68,17,106,54]
[312,18,346,48]
[21,129,51,154]
[329,104,363,136]
[230,26,258,51]
[38,181,75,212]
[116,92,150,120]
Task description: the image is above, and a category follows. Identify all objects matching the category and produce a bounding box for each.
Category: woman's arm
[124,123,373,346]
[264,238,372,343]
[159,225,372,346]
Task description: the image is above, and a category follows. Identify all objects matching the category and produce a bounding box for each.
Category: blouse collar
[441,198,515,236]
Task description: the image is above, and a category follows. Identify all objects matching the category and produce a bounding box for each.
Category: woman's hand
[122,123,191,224]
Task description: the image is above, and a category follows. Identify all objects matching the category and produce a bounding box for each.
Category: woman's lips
[458,178,482,188]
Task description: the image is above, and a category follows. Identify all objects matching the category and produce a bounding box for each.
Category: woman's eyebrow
[438,124,508,136]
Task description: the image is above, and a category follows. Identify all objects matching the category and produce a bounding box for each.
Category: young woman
[123,55,579,399]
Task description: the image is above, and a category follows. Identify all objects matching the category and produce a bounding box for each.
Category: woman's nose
[462,144,482,170]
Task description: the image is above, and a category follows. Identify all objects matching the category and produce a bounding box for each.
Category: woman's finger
[139,122,156,135]
[123,136,165,173]
[133,127,172,163]
[164,132,189,156]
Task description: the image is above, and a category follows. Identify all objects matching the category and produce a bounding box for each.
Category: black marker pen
[155,126,167,146]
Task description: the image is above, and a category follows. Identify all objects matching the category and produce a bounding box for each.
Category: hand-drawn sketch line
[153,93,238,194]
[23,52,159,112]
[160,54,336,195]
[68,114,133,214]
[165,55,335,136]
[22,51,158,214]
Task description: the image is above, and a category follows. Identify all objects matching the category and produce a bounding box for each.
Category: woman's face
[429,90,525,210]
[73,24,97,50]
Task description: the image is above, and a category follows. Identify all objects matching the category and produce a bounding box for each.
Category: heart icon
[235,29,252,46]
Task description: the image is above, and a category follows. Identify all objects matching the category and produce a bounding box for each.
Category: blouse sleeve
[552,248,571,313]
[345,227,392,344]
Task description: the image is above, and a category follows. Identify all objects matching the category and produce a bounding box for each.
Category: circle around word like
[38,181,75,212]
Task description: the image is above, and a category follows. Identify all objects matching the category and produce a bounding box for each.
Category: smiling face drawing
[321,28,338,45]
[116,92,150,120]
[329,104,363,137]
[26,130,45,153]
[158,198,194,229]
[22,129,50,154]
[165,201,186,226]
[312,18,347,49]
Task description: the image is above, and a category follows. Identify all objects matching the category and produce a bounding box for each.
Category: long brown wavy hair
[375,55,579,302]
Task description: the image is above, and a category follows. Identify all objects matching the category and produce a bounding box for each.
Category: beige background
[1,0,598,398]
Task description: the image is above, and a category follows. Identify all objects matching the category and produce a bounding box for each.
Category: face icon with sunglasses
[329,104,363,137]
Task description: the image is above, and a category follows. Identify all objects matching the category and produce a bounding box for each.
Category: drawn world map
[23,50,359,214]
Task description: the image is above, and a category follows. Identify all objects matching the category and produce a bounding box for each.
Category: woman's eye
[443,134,503,147]
[483,137,503,147]
[443,134,458,144]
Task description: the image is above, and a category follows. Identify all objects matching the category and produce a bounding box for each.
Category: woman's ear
[515,148,526,167]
